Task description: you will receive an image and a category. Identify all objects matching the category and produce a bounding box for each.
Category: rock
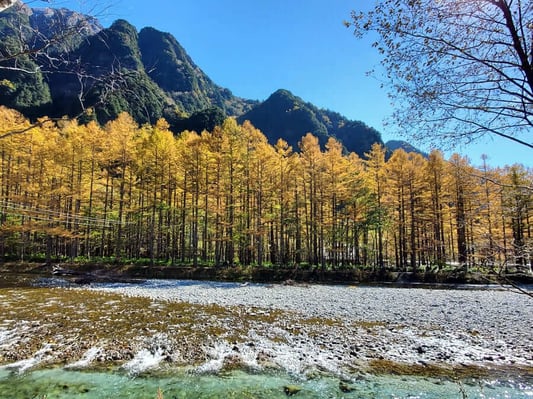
[339,381,356,393]
[221,354,242,370]
[283,385,302,396]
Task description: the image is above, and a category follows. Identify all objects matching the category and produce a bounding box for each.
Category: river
[0,274,531,398]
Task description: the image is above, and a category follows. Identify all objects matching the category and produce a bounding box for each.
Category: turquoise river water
[0,367,531,398]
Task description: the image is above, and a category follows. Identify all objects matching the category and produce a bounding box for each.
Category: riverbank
[1,261,532,286]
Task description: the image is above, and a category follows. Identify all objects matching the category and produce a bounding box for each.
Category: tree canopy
[0,107,531,273]
[348,0,533,150]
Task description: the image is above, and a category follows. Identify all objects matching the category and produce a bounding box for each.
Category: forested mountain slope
[0,2,419,157]
[238,89,383,156]
[0,3,254,125]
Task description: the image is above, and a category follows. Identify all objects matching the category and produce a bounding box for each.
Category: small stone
[283,385,302,396]
[339,381,355,393]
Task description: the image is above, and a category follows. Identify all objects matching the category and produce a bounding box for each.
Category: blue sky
[44,0,531,168]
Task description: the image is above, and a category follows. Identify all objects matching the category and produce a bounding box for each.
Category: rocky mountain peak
[31,5,102,36]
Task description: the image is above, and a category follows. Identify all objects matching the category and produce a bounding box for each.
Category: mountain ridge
[238,89,384,154]
[0,4,421,157]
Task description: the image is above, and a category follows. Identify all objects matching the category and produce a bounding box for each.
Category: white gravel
[88,280,533,373]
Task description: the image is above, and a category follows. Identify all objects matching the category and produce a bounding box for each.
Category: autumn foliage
[0,107,531,272]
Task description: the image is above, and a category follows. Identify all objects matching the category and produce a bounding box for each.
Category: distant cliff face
[1,2,102,51]
[0,3,104,118]
[29,6,103,48]
[0,5,404,156]
[0,0,22,13]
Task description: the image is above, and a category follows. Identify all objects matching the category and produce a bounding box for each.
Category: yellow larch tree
[446,154,479,267]
[136,118,178,263]
[299,133,324,267]
[322,137,351,267]
[102,112,139,259]
[422,150,449,269]
[363,143,388,270]
[272,138,300,265]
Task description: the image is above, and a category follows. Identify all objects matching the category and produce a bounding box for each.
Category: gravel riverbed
[86,280,533,376]
[1,277,531,378]
[0,278,531,399]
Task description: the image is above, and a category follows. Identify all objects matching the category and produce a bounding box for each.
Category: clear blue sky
[45,0,531,168]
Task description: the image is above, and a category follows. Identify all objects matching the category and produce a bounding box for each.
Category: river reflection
[0,272,44,288]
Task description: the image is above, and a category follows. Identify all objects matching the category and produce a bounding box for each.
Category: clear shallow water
[0,368,531,399]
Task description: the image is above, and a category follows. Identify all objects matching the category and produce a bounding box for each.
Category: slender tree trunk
[456,186,468,266]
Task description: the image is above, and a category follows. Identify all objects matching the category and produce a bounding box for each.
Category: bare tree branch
[0,1,154,131]
[349,0,533,150]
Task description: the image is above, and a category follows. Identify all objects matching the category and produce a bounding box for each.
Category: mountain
[238,89,383,156]
[138,27,254,117]
[0,4,255,125]
[46,19,171,124]
[0,2,103,118]
[47,19,255,125]
[385,140,428,158]
[1,2,102,44]
[29,6,103,50]
[0,4,390,156]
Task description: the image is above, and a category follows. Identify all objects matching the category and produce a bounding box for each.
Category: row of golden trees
[0,107,531,271]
